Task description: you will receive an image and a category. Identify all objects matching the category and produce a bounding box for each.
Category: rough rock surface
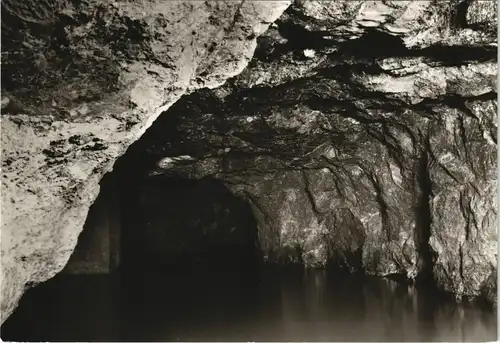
[0,0,291,323]
[122,1,497,302]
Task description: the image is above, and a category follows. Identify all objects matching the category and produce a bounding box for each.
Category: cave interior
[0,1,498,341]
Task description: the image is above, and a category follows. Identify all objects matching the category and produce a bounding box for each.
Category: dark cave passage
[57,146,265,276]
[119,175,263,273]
[0,152,267,341]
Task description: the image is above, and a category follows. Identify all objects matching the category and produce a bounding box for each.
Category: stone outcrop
[0,0,291,323]
[122,1,497,302]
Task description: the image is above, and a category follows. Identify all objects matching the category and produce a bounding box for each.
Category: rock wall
[0,0,291,323]
[124,1,497,303]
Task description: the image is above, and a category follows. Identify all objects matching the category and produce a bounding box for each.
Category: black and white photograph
[0,0,498,342]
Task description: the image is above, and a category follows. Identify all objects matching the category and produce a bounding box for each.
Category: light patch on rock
[158,155,195,168]
[323,147,337,159]
[66,163,91,181]
[356,1,391,23]
[444,115,455,133]
[383,24,411,34]
[351,165,363,176]
[437,152,454,165]
[284,189,297,202]
[69,103,90,117]
[377,57,426,76]
[397,130,415,153]
[360,212,379,225]
[303,49,316,58]
[483,130,496,146]
[1,97,10,108]
[346,117,359,125]
[363,63,496,102]
[356,20,381,28]
[389,163,403,186]
[366,74,416,95]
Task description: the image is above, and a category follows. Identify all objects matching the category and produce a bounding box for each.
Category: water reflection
[1,268,497,342]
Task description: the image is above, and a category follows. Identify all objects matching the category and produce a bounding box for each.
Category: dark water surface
[1,268,497,342]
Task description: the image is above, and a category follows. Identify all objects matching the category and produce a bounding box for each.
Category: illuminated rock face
[0,0,291,323]
[0,0,497,324]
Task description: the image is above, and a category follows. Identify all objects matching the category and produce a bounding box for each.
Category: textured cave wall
[0,0,292,323]
[122,1,497,302]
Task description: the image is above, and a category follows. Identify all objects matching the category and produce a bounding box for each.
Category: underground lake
[1,266,497,342]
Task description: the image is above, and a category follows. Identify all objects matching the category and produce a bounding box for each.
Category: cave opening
[1,0,498,341]
[118,174,263,274]
[53,131,266,278]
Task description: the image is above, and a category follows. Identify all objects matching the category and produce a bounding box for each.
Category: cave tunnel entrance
[2,89,498,343]
[2,83,497,343]
[60,147,264,277]
[119,174,263,273]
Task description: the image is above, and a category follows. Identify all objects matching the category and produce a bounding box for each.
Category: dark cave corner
[120,174,264,274]
[63,165,264,277]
